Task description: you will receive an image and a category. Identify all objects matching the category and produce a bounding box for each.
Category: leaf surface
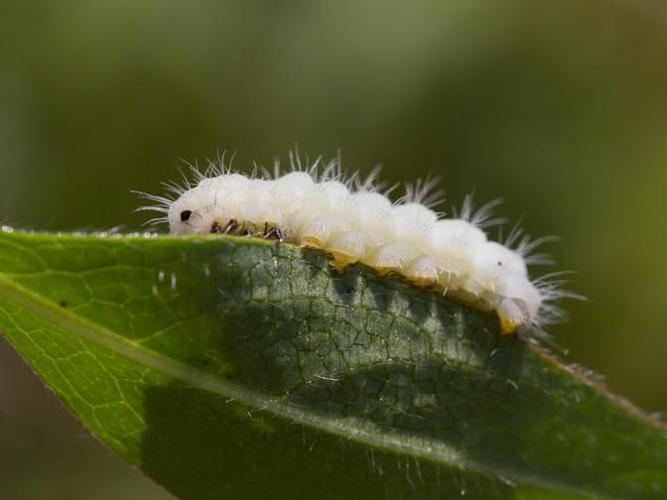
[0,230,665,499]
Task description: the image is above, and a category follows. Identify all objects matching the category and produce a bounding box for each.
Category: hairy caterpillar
[138,153,576,334]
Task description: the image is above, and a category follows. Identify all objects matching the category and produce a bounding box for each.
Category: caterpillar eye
[180,210,193,222]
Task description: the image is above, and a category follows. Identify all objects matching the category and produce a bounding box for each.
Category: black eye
[497,261,503,266]
[180,210,192,222]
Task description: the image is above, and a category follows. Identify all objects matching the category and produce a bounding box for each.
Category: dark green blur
[0,1,665,498]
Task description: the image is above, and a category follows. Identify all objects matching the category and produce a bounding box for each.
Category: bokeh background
[1,1,666,498]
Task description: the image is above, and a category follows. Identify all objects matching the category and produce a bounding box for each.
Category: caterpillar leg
[263,223,284,242]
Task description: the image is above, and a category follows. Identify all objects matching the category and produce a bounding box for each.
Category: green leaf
[0,230,664,499]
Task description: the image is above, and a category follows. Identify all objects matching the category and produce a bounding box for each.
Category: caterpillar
[138,153,576,335]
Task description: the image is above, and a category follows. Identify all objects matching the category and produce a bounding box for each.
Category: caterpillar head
[465,241,542,332]
[167,185,218,235]
[168,175,250,235]
[472,241,529,282]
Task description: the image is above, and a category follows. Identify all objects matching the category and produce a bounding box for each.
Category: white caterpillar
[139,154,575,334]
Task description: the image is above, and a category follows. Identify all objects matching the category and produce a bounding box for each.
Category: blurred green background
[1,1,666,498]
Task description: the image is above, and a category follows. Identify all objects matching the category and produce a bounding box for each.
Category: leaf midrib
[0,266,606,499]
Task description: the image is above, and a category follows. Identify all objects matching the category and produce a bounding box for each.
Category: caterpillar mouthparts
[138,153,579,335]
